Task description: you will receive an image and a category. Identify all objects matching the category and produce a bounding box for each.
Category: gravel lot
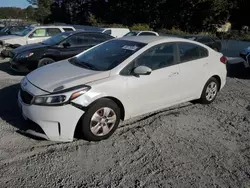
[0,59,250,188]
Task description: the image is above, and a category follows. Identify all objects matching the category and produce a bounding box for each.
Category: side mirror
[28,33,34,38]
[133,65,152,75]
[62,42,70,48]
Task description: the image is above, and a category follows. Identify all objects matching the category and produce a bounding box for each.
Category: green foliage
[0,7,26,19]
[158,28,188,36]
[130,24,152,31]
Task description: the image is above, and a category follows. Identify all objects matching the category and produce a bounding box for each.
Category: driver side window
[31,28,47,37]
[134,43,176,70]
[120,43,176,75]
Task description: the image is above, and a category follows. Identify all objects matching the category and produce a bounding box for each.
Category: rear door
[177,42,210,100]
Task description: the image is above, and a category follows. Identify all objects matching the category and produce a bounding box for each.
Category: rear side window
[85,33,111,45]
[197,37,213,43]
[178,42,208,63]
[63,28,74,32]
[139,32,157,36]
[65,34,88,47]
[32,28,47,37]
[47,28,61,36]
[103,29,111,35]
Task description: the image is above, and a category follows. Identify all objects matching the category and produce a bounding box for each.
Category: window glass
[139,32,157,36]
[133,43,175,71]
[103,29,111,35]
[178,42,208,63]
[85,33,109,45]
[69,40,146,71]
[43,32,72,45]
[197,37,213,43]
[63,28,74,32]
[124,31,138,36]
[32,28,47,37]
[47,28,61,36]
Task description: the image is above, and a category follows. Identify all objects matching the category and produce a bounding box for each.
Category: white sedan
[18,36,227,142]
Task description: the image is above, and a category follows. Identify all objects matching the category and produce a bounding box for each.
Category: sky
[0,0,30,8]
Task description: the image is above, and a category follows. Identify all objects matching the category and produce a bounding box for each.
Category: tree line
[1,0,250,32]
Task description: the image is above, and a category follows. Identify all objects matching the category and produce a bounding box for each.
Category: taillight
[220,56,227,64]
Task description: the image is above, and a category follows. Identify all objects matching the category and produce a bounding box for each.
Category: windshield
[124,31,139,37]
[42,32,72,45]
[0,27,8,33]
[16,27,34,36]
[69,40,147,71]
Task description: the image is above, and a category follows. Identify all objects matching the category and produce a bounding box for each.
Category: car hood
[26,59,110,93]
[13,43,47,54]
[0,35,22,41]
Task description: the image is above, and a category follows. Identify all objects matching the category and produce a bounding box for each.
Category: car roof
[33,25,74,29]
[119,36,189,44]
[60,30,113,35]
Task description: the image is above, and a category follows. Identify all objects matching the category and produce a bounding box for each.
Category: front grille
[20,88,33,104]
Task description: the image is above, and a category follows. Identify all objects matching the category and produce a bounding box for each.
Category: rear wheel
[199,77,219,104]
[81,98,121,141]
[37,58,54,68]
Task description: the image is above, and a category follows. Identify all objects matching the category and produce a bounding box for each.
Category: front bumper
[18,91,85,142]
[10,59,30,73]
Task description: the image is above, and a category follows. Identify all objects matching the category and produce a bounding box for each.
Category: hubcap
[90,107,117,136]
[205,82,218,101]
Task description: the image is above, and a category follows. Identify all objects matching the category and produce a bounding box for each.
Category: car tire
[199,77,219,104]
[81,98,121,141]
[37,58,55,68]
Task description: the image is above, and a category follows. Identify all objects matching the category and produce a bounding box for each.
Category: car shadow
[227,62,250,79]
[0,83,44,140]
[0,60,27,76]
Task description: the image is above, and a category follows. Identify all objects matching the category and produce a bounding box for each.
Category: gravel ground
[0,59,250,188]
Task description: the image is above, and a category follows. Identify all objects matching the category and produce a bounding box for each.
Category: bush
[158,27,188,36]
[130,24,152,31]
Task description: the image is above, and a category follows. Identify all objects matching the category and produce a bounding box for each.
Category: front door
[27,28,49,44]
[123,42,181,117]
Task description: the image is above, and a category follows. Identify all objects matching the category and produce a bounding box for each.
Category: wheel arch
[73,96,126,138]
[211,75,221,90]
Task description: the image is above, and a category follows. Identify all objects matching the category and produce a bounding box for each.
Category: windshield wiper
[69,58,99,71]
[80,62,99,71]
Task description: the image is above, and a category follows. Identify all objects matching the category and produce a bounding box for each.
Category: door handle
[169,72,179,77]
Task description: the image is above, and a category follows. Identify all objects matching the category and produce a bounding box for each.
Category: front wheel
[37,58,54,68]
[81,98,121,141]
[199,77,219,104]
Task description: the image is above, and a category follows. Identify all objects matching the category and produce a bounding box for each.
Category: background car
[0,25,27,36]
[10,30,114,72]
[239,47,250,68]
[18,36,227,142]
[124,30,159,36]
[181,35,222,52]
[0,25,76,58]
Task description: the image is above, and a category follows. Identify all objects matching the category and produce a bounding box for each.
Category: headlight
[16,51,34,59]
[33,95,67,105]
[32,87,91,106]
